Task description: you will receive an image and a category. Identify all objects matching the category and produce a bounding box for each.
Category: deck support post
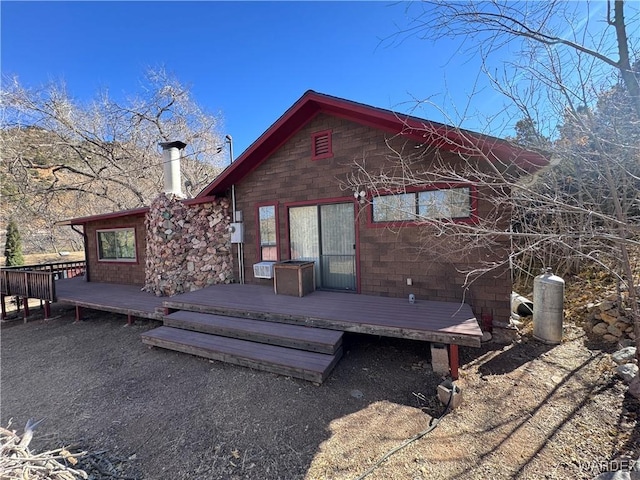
[75,305,83,322]
[448,344,459,380]
[22,297,29,323]
[1,295,6,320]
[127,314,134,325]
[44,301,51,320]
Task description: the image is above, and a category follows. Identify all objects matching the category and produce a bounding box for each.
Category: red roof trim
[57,195,223,226]
[197,91,324,198]
[197,90,549,198]
[57,207,149,226]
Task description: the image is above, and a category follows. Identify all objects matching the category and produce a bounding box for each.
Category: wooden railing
[0,260,86,302]
[1,270,56,302]
[1,260,86,277]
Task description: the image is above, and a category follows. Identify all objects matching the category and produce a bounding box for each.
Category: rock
[628,375,640,400]
[598,300,616,312]
[619,315,632,325]
[618,339,635,349]
[604,334,620,343]
[618,322,632,332]
[616,363,639,383]
[481,331,493,342]
[350,389,364,399]
[612,347,637,365]
[608,324,624,337]
[601,311,619,325]
[599,300,615,311]
[592,322,609,336]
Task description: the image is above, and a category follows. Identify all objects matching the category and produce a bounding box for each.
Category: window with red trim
[372,186,473,223]
[96,228,137,262]
[311,130,333,160]
[258,205,278,261]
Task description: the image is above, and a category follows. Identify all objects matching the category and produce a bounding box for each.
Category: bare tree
[348,1,639,365]
[0,68,226,252]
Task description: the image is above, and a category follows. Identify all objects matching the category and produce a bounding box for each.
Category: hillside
[0,126,219,254]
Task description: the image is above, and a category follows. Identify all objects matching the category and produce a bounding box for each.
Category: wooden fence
[0,260,86,302]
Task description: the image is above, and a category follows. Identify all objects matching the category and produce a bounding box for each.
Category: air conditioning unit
[253,262,276,279]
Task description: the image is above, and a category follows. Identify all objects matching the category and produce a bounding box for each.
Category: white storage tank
[533,267,565,344]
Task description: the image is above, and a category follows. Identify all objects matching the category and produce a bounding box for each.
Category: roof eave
[196,90,550,196]
[57,207,150,226]
[197,91,325,198]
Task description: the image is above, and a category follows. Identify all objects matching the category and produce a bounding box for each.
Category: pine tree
[4,218,24,266]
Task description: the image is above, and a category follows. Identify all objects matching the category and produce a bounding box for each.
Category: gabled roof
[197,90,549,198]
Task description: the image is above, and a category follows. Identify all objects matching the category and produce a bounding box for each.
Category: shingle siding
[234,113,511,322]
[85,215,146,286]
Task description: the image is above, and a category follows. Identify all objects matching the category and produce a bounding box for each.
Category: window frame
[255,202,280,261]
[368,183,478,228]
[311,129,333,160]
[96,227,138,263]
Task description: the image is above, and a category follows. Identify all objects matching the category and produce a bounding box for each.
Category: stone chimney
[159,141,187,197]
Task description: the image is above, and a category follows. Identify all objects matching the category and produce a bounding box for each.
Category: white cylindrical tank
[533,267,565,344]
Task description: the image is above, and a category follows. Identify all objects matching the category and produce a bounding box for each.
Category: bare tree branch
[0,68,226,252]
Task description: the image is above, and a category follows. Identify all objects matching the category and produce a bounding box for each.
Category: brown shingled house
[195,90,547,317]
[58,90,548,381]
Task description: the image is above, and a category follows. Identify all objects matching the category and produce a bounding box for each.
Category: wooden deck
[55,277,165,321]
[54,278,482,381]
[165,283,482,347]
[55,278,482,347]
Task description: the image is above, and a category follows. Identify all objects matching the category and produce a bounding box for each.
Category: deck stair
[141,310,344,383]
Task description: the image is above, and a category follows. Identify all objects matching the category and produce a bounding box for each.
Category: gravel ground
[1,304,637,479]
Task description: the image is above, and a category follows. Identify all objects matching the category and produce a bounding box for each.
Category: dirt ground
[1,303,638,480]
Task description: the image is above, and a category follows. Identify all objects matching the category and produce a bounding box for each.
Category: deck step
[164,311,343,354]
[141,326,342,383]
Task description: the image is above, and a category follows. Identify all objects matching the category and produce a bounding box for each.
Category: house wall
[84,215,147,286]
[232,113,512,323]
[83,195,233,294]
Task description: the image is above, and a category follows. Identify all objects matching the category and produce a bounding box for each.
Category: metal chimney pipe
[159,141,187,197]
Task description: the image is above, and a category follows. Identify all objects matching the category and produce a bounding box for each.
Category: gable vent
[312,130,333,160]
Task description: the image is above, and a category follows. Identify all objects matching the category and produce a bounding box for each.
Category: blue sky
[1,1,546,154]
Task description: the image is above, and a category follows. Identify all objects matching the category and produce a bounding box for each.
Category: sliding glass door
[288,203,356,291]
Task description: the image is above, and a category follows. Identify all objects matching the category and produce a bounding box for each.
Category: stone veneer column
[144,193,234,296]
